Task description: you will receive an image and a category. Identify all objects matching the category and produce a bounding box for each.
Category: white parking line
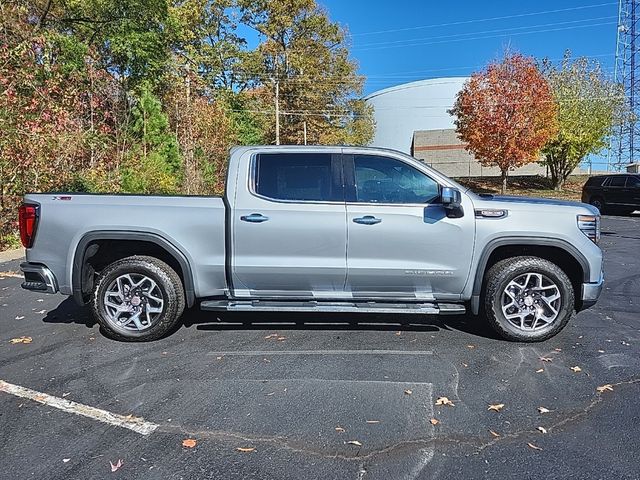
[206,349,433,356]
[0,380,158,436]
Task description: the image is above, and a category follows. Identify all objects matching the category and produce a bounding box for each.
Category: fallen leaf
[264,334,278,339]
[365,420,380,424]
[537,426,548,434]
[462,363,468,367]
[236,447,255,453]
[36,309,46,314]
[277,336,286,341]
[527,442,543,451]
[537,406,550,414]
[489,430,500,437]
[466,344,475,349]
[536,368,544,373]
[346,440,362,447]
[597,350,605,353]
[539,357,553,362]
[37,299,43,302]
[265,392,276,396]
[263,358,271,363]
[335,426,345,433]
[430,418,440,425]
[110,459,123,472]
[596,384,614,393]
[62,458,70,463]
[216,356,223,360]
[488,403,505,412]
[570,366,582,373]
[62,392,70,397]
[182,439,197,448]
[554,348,562,352]
[9,336,32,344]
[404,389,413,395]
[395,331,402,336]
[435,397,455,406]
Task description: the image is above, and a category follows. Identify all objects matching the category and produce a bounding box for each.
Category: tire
[91,255,185,342]
[483,256,575,342]
[589,196,605,213]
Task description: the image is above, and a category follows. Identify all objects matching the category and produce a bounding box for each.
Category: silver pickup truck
[19,145,604,342]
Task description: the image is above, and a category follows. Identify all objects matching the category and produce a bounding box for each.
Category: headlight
[577,214,600,244]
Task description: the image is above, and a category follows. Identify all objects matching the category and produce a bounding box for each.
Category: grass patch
[456,175,587,201]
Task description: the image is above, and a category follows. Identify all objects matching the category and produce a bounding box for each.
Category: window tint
[353,155,440,204]
[586,176,606,186]
[609,176,627,187]
[254,153,340,202]
[627,176,640,187]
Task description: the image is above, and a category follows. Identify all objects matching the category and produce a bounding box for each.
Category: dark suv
[582,174,640,214]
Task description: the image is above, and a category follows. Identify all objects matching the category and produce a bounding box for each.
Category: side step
[200,299,465,315]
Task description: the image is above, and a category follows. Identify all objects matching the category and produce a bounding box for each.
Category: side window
[353,155,440,204]
[254,153,340,202]
[626,176,640,187]
[609,176,627,187]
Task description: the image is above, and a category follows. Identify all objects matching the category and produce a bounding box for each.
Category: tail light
[18,204,39,248]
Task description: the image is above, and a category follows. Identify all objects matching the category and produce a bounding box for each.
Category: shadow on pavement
[42,295,501,341]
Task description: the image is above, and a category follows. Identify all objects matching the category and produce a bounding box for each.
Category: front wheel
[484,256,575,342]
[91,255,185,342]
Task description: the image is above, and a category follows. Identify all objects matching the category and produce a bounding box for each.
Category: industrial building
[364,77,546,178]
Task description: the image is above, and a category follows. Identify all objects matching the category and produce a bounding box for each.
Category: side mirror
[441,187,463,218]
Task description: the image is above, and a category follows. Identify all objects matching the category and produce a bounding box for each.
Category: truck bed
[24,193,227,298]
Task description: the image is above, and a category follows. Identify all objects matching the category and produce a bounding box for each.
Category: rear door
[231,151,347,298]
[624,175,640,208]
[604,175,627,205]
[344,152,475,300]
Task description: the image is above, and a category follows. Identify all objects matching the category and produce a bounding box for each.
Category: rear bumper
[580,271,604,309]
[20,262,58,294]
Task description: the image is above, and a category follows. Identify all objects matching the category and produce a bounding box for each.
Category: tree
[239,0,374,145]
[450,52,558,193]
[541,53,625,190]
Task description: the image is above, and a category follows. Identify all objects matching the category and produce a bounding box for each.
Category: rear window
[254,153,340,202]
[585,176,606,186]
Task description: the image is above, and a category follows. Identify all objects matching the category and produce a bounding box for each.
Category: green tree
[121,87,181,193]
[239,0,374,145]
[541,53,626,190]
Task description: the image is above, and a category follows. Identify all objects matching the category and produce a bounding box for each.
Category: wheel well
[482,245,584,306]
[75,238,194,307]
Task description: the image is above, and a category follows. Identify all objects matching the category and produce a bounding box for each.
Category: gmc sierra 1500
[19,145,603,342]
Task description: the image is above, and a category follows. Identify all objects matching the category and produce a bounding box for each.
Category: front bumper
[20,262,58,294]
[580,271,604,309]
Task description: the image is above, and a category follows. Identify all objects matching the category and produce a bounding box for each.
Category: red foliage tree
[450,53,558,193]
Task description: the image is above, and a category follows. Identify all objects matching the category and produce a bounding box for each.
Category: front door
[231,151,347,298]
[344,152,475,300]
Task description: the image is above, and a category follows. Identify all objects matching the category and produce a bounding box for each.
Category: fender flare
[470,236,590,314]
[72,231,195,307]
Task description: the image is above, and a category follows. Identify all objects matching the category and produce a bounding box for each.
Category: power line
[348,2,617,37]
[353,16,617,49]
[356,21,618,52]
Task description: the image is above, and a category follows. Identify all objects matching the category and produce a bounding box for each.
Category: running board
[200,299,465,315]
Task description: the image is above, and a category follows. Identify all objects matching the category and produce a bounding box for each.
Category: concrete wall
[412,129,547,178]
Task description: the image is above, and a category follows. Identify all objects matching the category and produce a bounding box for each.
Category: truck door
[231,151,347,298]
[344,152,475,299]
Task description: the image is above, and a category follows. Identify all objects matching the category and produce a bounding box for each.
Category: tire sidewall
[92,257,181,341]
[486,258,574,342]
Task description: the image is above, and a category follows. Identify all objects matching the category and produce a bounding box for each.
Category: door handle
[241,213,270,223]
[353,215,382,225]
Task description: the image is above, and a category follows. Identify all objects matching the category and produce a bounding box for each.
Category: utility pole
[274,77,280,145]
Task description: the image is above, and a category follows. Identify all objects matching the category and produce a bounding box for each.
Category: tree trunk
[500,169,508,195]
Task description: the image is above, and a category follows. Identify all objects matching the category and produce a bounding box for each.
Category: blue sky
[319,0,619,96]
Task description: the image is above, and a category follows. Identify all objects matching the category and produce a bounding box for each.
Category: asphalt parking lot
[1,215,639,480]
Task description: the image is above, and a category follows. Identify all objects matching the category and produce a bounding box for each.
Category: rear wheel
[589,196,605,213]
[483,256,574,342]
[91,255,185,342]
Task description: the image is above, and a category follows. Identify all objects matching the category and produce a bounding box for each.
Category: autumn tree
[541,53,625,190]
[450,52,558,193]
[239,0,374,145]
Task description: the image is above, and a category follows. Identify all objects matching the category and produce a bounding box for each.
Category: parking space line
[0,380,158,436]
[206,349,433,356]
